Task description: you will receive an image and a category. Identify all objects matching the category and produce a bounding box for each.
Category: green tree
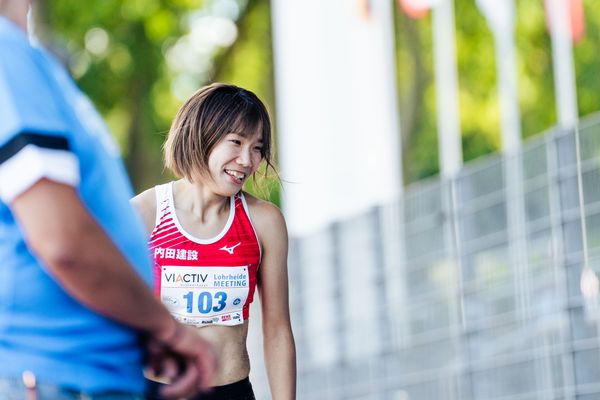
[37,0,203,192]
[38,0,600,191]
[395,0,600,183]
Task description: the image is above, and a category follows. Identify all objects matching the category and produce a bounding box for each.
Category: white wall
[271,0,402,235]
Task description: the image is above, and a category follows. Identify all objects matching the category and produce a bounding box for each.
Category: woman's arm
[251,199,297,400]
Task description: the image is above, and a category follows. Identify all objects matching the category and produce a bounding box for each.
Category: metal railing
[249,113,600,400]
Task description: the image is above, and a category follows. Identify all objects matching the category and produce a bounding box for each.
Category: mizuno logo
[219,242,242,255]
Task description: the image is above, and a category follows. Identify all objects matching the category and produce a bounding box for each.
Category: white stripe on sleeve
[0,144,80,204]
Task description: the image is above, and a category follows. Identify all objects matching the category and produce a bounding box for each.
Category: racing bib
[160,265,249,326]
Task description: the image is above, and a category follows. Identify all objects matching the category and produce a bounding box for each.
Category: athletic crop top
[149,182,261,326]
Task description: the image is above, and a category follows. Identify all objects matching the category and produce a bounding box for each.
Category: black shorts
[146,377,255,400]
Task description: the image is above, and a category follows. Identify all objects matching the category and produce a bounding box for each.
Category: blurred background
[34,0,600,398]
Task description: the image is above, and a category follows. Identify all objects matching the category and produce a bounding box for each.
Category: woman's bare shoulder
[242,191,286,240]
[131,187,157,211]
[242,192,284,222]
[130,187,157,235]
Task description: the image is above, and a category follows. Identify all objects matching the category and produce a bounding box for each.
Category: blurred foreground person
[132,83,296,399]
[0,1,215,398]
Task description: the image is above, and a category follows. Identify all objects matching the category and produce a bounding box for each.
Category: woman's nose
[236,148,251,166]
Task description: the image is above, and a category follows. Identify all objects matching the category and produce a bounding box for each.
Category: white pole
[477,0,522,151]
[380,0,404,190]
[497,31,522,152]
[432,0,462,178]
[547,0,578,129]
[495,1,521,152]
[432,4,465,387]
[479,0,530,323]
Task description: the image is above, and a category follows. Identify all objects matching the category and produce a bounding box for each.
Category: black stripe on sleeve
[0,132,70,165]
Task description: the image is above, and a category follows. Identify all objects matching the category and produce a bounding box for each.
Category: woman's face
[204,131,263,196]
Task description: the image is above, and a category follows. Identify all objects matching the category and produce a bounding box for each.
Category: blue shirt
[0,17,152,393]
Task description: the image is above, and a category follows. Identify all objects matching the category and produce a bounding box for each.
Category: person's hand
[147,322,217,399]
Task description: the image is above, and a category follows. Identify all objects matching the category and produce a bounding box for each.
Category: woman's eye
[229,139,241,145]
[253,147,263,153]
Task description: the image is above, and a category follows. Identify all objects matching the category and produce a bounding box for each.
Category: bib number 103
[182,291,227,314]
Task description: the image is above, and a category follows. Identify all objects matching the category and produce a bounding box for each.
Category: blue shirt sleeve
[0,34,69,145]
[0,30,79,203]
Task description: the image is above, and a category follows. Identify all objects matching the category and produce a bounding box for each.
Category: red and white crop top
[149,182,261,327]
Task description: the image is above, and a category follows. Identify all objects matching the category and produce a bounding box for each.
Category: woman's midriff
[195,320,251,386]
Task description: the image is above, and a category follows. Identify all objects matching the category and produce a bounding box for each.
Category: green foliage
[40,0,600,194]
[40,0,280,203]
[396,0,600,183]
[214,0,280,206]
[39,0,201,191]
[516,0,556,136]
[575,1,600,117]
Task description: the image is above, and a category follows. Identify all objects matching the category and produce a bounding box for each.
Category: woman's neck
[176,179,230,221]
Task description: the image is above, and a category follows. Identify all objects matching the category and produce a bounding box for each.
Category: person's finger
[146,337,163,352]
[145,343,165,377]
[161,355,179,381]
[159,361,198,400]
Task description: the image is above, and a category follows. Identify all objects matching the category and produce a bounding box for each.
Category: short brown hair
[164,83,274,182]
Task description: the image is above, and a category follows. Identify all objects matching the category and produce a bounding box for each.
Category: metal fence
[249,113,600,400]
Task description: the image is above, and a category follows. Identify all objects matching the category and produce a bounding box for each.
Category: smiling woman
[131,83,296,400]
